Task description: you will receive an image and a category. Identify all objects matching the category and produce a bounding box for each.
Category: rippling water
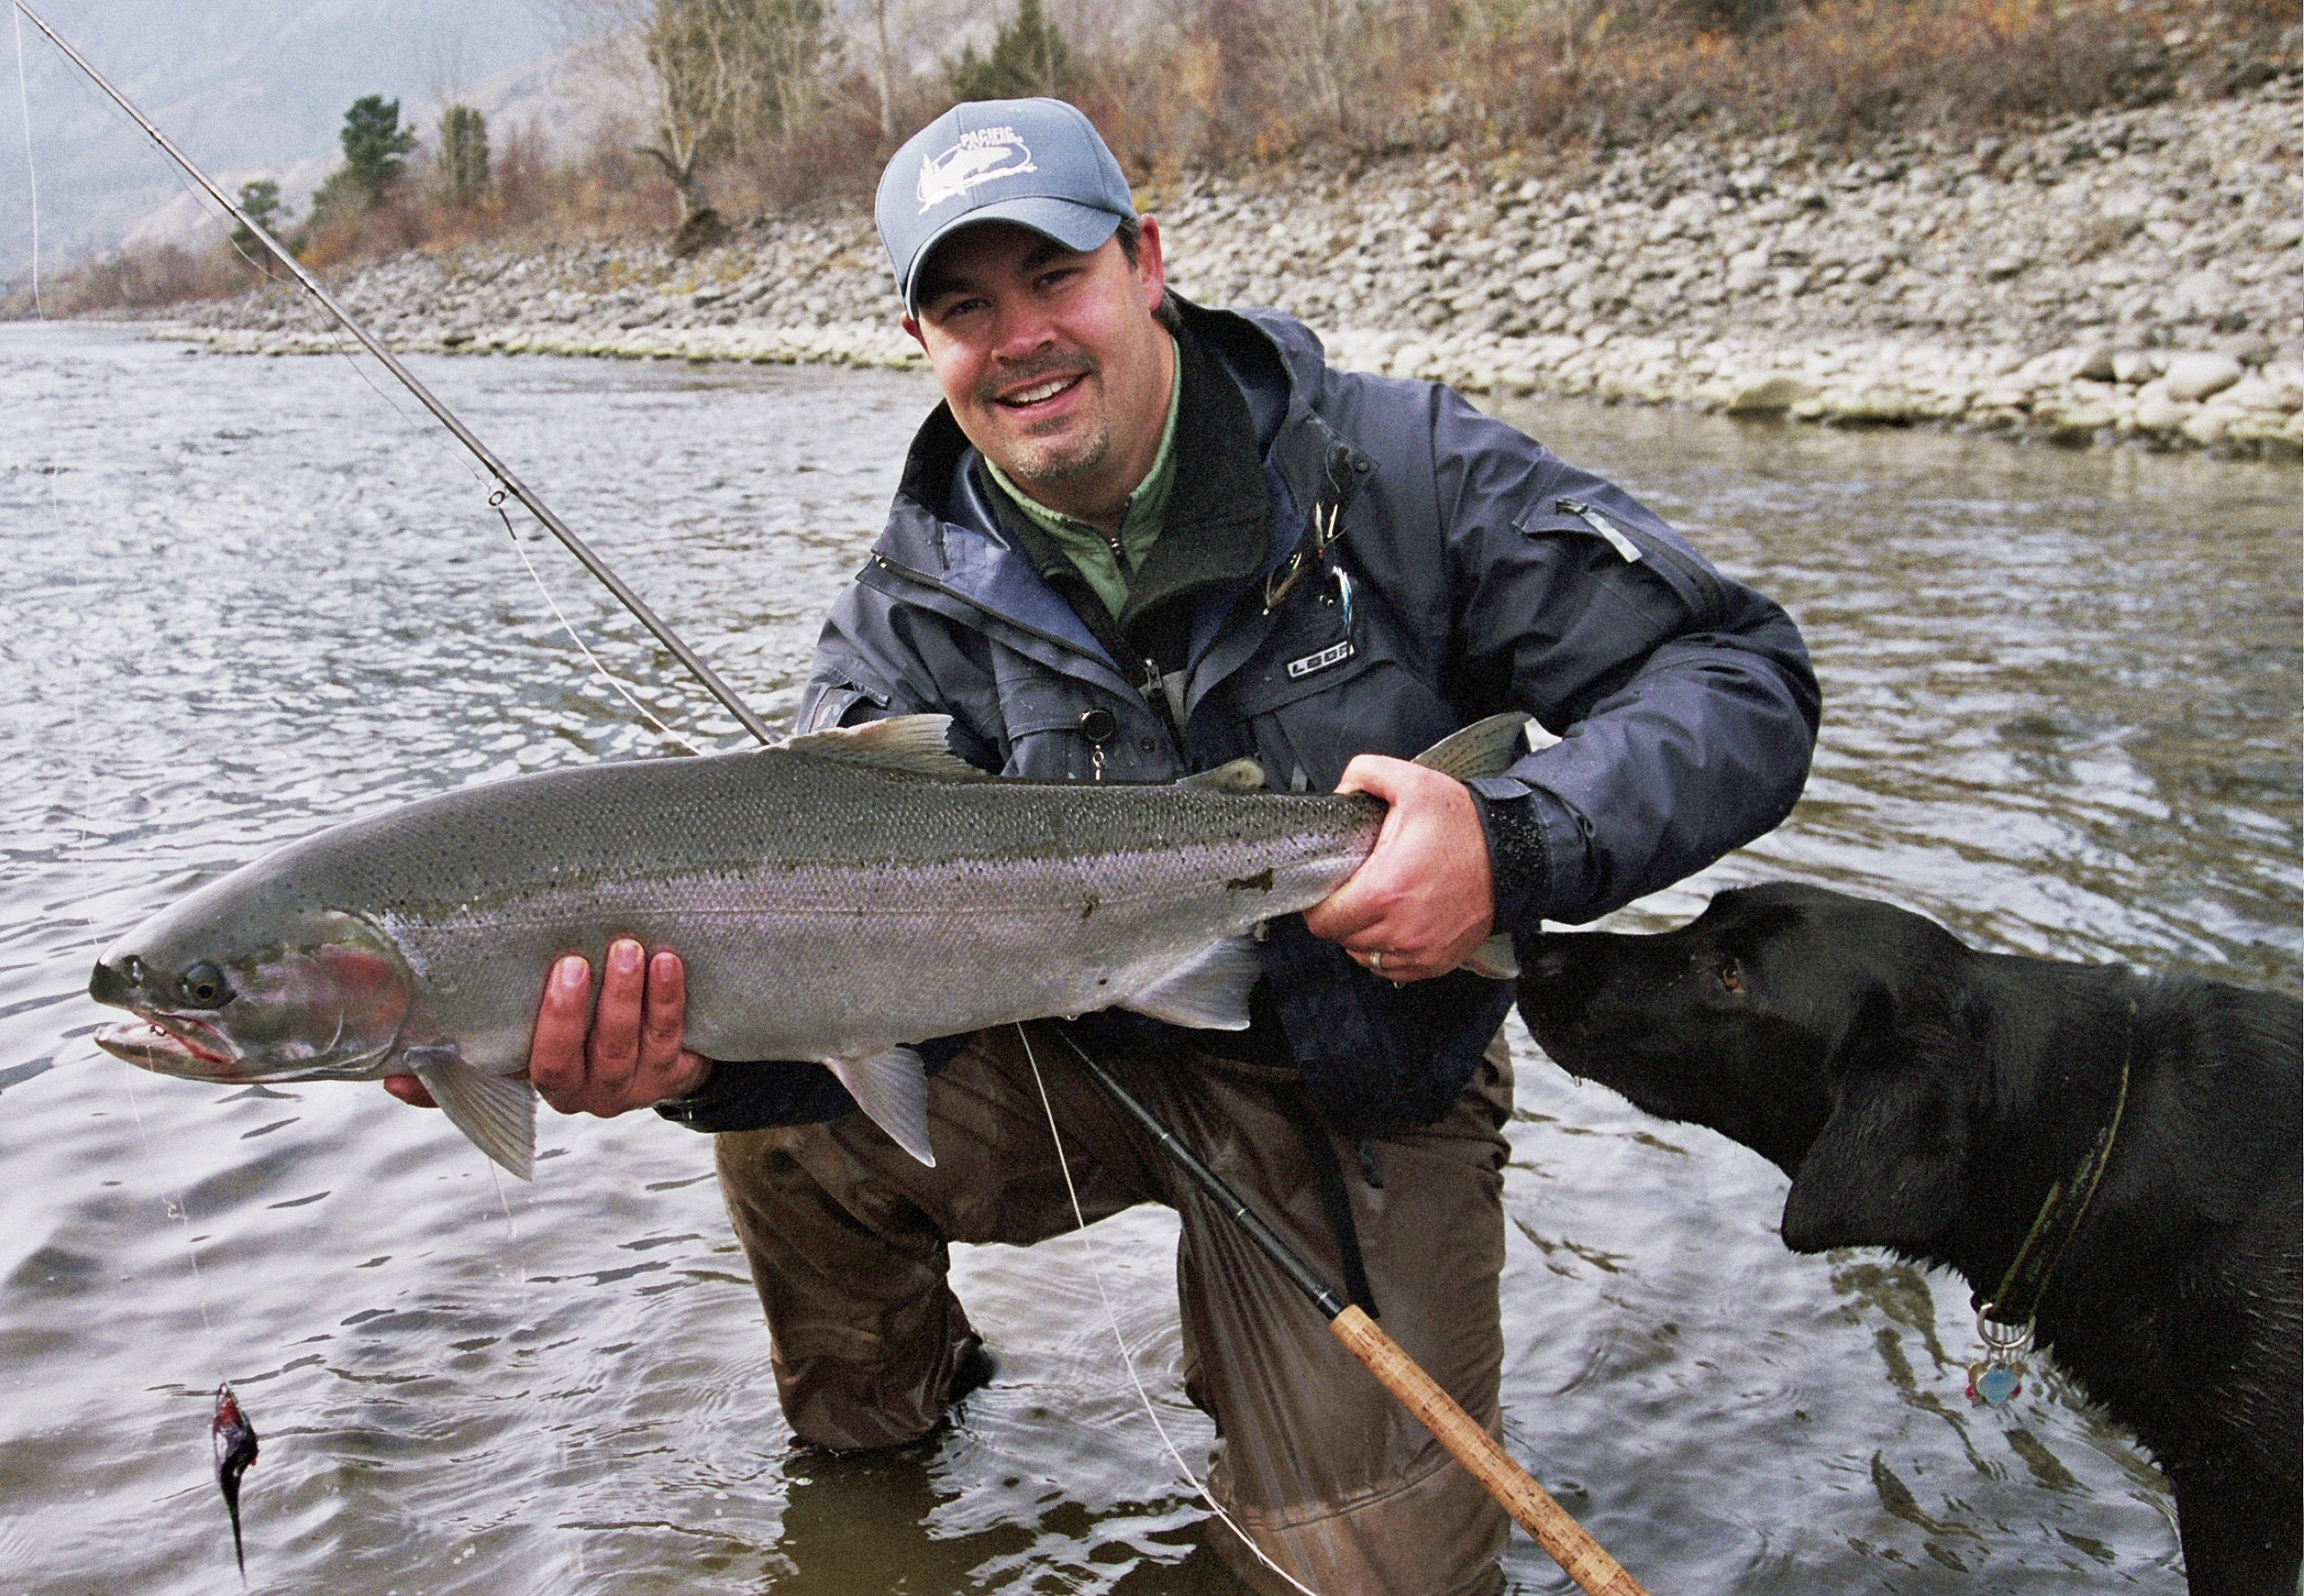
[2,323,2295,1595]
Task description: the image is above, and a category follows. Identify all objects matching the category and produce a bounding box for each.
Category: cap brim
[901,197,1126,313]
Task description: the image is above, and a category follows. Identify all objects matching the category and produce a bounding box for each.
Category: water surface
[2,324,2295,1594]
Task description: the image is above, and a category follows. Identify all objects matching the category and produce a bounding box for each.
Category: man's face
[903,217,1172,516]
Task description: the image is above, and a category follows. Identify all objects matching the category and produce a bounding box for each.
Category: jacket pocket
[1516,498,1725,627]
[799,676,891,732]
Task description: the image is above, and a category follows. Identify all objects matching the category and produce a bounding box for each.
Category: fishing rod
[21,12,1650,1592]
[1050,1030,1653,1596]
[7,0,776,747]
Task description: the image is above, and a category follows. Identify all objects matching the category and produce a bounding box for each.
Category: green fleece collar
[983,333,1181,618]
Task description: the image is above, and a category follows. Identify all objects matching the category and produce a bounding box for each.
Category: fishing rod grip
[1327,1305,1653,1596]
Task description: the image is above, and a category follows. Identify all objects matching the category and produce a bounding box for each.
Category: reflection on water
[1,325,2293,1594]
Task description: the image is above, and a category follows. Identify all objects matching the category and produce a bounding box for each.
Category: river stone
[2110,350,2163,385]
[1822,386,1914,425]
[2129,381,2192,432]
[2163,352,2245,402]
[1726,373,1818,415]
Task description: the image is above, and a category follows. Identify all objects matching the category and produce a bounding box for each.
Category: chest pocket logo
[1285,639,1356,680]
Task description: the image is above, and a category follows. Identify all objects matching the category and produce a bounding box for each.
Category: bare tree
[566,0,830,243]
[869,0,903,142]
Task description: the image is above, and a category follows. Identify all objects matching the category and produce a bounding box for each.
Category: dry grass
[31,0,2294,314]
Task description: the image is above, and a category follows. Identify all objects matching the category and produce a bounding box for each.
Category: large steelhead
[89,714,1526,1177]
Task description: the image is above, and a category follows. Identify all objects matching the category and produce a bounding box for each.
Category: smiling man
[401,99,1821,1592]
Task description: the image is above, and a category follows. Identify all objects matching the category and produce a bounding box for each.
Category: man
[392,99,1818,1593]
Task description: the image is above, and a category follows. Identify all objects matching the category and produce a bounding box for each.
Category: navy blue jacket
[662,299,1819,1135]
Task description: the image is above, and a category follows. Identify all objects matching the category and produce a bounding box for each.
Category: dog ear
[1780,985,1970,1258]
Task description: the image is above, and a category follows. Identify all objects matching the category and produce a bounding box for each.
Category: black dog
[1517,882,2300,1596]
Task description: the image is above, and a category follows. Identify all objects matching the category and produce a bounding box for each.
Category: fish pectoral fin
[825,1048,936,1168]
[1412,713,1530,780]
[409,1049,537,1180]
[1178,758,1267,794]
[782,715,989,780]
[1119,936,1262,1030]
[1463,934,1520,981]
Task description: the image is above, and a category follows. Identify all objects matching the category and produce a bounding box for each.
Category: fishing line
[1014,1025,1323,1596]
[11,4,39,315]
[15,17,237,1397]
[11,10,711,759]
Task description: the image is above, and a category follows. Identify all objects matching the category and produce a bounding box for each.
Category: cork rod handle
[1328,1305,1652,1596]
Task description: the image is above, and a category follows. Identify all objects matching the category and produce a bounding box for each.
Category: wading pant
[713,1022,1514,1596]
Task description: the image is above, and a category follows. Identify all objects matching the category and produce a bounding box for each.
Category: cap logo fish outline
[916,127,1036,213]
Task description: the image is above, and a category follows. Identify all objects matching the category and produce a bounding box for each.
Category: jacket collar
[867,299,1360,682]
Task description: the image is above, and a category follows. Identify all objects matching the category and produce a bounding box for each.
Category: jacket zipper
[1557,497,1724,622]
[872,552,1185,764]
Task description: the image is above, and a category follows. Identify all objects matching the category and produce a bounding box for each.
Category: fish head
[89,898,414,1083]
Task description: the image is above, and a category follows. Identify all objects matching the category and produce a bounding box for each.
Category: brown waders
[713,1022,1514,1596]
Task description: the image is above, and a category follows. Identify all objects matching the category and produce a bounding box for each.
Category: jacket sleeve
[1423,385,1821,926]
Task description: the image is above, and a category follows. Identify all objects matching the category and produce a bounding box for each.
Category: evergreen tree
[948,0,1072,101]
[336,95,418,208]
[228,179,286,261]
[439,105,490,206]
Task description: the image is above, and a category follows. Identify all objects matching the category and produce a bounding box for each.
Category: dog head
[1519,883,1983,1261]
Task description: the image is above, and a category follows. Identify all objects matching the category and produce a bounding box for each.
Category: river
[2,322,2296,1594]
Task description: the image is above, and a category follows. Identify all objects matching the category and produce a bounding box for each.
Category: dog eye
[1719,957,1744,995]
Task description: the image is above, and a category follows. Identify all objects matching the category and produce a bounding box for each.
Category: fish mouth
[94,1013,240,1074]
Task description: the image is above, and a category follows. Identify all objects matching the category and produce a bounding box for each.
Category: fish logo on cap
[915,127,1037,213]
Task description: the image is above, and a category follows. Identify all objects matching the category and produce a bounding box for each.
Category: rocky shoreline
[129,74,2301,460]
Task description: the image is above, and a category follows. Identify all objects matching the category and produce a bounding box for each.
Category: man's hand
[1301,755,1496,983]
[381,940,712,1117]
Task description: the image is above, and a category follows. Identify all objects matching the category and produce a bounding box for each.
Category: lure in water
[212,1383,259,1584]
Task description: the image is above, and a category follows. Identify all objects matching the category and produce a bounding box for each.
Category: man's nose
[988,298,1059,362]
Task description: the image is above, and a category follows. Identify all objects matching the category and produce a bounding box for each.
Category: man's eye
[1719,956,1744,995]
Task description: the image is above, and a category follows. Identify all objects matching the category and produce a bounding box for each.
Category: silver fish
[88,714,1525,1175]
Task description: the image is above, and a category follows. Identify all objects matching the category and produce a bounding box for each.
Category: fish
[89,713,1527,1176]
[212,1382,258,1585]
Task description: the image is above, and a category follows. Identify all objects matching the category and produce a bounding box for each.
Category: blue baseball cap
[876,98,1136,314]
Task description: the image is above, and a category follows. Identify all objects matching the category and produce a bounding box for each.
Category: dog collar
[1966,995,2138,1405]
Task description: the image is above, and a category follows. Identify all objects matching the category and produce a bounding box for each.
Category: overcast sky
[1,0,565,276]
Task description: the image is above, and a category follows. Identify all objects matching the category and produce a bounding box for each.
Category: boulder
[2162,351,2245,402]
[1724,373,1818,415]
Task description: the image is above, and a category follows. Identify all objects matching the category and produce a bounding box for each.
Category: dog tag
[1967,1357,2024,1407]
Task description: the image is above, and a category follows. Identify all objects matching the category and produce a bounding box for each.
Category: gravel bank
[139,75,2302,460]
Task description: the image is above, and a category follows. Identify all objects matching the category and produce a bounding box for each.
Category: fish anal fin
[826,1048,936,1167]
[1119,936,1262,1030]
[783,715,987,780]
[1464,934,1520,981]
[408,1048,537,1180]
[1412,713,1530,781]
[1179,759,1267,794]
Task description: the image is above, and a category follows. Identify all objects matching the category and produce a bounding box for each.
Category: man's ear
[1779,986,1968,1257]
[1134,215,1168,308]
[900,312,924,348]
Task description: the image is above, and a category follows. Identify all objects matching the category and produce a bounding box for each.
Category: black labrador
[1516,882,2301,1596]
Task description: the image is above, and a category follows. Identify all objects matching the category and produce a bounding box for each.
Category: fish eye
[180,963,232,1009]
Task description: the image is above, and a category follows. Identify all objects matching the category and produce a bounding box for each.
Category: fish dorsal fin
[1413,713,1529,781]
[1179,759,1268,794]
[825,1047,936,1166]
[1120,935,1262,1030]
[782,715,989,780]
[408,1048,537,1179]
[1463,934,1520,981]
